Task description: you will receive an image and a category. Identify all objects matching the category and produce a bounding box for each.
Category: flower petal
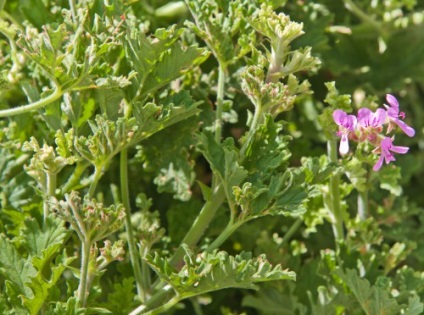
[386,94,399,108]
[394,119,415,137]
[373,155,384,171]
[339,135,350,155]
[390,144,409,154]
[333,109,347,126]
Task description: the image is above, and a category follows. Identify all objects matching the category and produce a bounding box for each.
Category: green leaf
[22,252,74,315]
[185,0,257,65]
[20,215,68,257]
[139,45,209,98]
[343,157,368,192]
[405,295,424,315]
[197,131,248,201]
[125,25,209,100]
[146,246,295,299]
[100,278,137,315]
[376,165,402,196]
[0,235,36,299]
[132,90,202,143]
[323,82,352,111]
[337,269,401,315]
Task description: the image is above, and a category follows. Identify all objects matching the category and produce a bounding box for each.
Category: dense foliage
[0,0,423,314]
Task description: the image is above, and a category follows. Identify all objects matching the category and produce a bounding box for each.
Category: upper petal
[333,109,348,126]
[386,94,399,108]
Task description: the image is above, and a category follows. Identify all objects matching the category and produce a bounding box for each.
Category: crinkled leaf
[337,269,401,315]
[376,165,402,196]
[146,246,295,299]
[132,90,202,143]
[125,25,209,100]
[343,157,368,192]
[323,82,352,111]
[0,235,36,298]
[22,252,74,315]
[197,131,248,201]
[20,215,68,257]
[140,45,209,97]
[405,295,424,315]
[185,0,257,65]
[100,278,137,315]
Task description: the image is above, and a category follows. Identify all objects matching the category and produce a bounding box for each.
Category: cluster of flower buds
[333,94,415,171]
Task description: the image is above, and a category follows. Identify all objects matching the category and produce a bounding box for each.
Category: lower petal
[395,119,415,137]
[373,155,384,171]
[339,136,349,155]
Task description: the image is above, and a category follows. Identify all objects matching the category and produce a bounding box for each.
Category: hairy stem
[120,148,145,301]
[44,172,57,224]
[357,189,368,221]
[214,64,226,143]
[327,140,344,244]
[206,220,243,252]
[61,161,90,194]
[87,166,102,198]
[0,87,63,117]
[77,240,91,307]
[170,186,225,267]
[280,218,303,246]
[129,285,174,315]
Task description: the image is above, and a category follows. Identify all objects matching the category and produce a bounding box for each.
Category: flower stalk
[327,140,344,244]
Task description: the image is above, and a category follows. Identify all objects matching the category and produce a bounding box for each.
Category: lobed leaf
[146,245,295,299]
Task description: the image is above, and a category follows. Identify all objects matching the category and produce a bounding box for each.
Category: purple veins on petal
[333,109,356,131]
[384,94,415,137]
[357,108,387,128]
[373,137,409,171]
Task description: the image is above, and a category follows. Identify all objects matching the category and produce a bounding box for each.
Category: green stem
[44,172,57,224]
[239,105,262,158]
[170,186,225,267]
[61,161,90,194]
[120,148,145,301]
[129,285,174,315]
[215,64,226,143]
[68,0,77,23]
[131,294,180,315]
[280,218,303,246]
[0,87,63,117]
[266,39,286,83]
[357,190,368,221]
[191,298,204,315]
[343,0,382,34]
[141,245,151,299]
[327,140,344,244]
[206,220,243,252]
[77,240,91,307]
[87,166,102,198]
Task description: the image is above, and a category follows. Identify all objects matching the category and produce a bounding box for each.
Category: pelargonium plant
[0,0,423,315]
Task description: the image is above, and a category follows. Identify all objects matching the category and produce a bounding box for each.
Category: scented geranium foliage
[1,1,424,315]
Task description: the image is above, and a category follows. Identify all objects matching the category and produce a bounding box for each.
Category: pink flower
[357,108,387,129]
[385,94,415,137]
[373,137,409,171]
[333,109,357,155]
